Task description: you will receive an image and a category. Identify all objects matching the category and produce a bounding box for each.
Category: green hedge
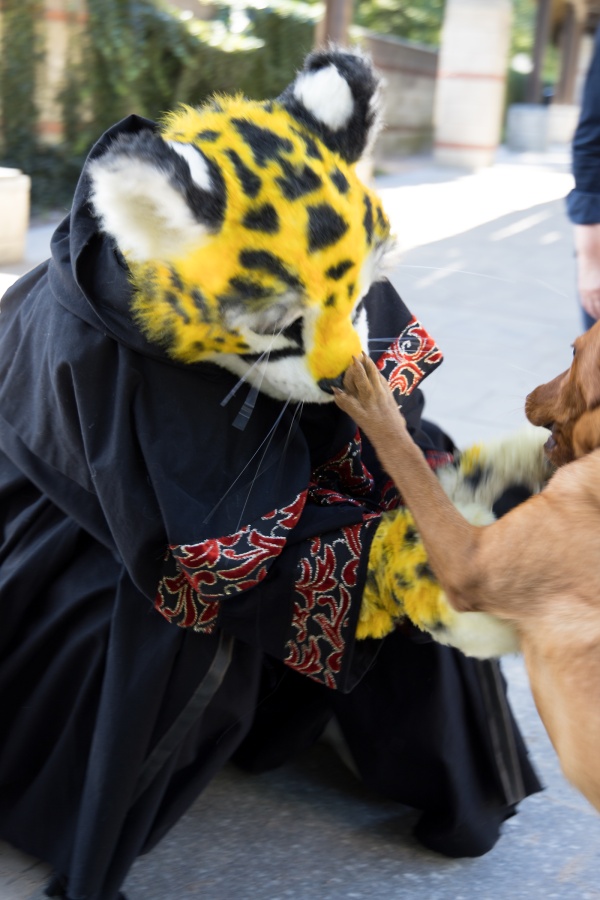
[0,0,320,212]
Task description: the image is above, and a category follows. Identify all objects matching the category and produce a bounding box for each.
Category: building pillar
[525,0,553,103]
[555,3,585,104]
[433,0,512,169]
[316,0,352,47]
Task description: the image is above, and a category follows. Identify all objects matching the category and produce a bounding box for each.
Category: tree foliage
[354,0,446,47]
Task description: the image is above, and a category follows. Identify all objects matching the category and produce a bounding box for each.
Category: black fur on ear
[92,129,226,230]
[278,47,382,164]
[88,129,228,262]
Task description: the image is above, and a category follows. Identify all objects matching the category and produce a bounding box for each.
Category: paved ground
[1,147,600,899]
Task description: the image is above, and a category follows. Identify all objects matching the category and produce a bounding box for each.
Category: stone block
[506,104,549,152]
[0,168,31,265]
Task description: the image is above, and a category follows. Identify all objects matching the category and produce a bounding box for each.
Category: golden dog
[333,331,600,813]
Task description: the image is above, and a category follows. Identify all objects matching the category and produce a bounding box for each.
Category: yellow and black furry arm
[359,427,550,658]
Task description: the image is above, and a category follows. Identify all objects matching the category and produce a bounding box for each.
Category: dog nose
[318,374,345,394]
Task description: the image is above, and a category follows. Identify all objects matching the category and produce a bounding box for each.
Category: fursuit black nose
[318,374,346,394]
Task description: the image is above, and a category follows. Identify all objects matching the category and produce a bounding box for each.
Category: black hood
[48,115,172,361]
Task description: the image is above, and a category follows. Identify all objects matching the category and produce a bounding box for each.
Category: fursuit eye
[281,318,303,346]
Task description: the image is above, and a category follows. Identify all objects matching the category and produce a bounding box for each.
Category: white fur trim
[437,425,551,511]
[432,499,520,657]
[430,606,520,658]
[293,65,354,131]
[88,155,208,262]
[167,141,212,191]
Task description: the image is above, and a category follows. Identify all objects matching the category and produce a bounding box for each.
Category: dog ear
[87,130,225,263]
[572,406,600,457]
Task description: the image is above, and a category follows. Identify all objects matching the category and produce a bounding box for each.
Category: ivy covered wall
[0,0,320,210]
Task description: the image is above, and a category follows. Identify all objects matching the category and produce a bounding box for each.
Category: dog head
[525,320,600,466]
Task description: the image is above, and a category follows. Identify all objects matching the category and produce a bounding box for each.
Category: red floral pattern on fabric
[309,430,373,506]
[285,523,370,688]
[155,491,307,632]
[156,320,446,679]
[376,317,443,400]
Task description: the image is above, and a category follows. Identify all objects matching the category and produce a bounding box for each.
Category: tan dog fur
[333,330,600,814]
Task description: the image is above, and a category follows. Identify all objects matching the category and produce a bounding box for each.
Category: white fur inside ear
[88,155,208,262]
[167,141,212,191]
[293,65,354,131]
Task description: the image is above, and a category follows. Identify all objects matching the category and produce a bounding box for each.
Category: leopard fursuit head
[88,48,395,404]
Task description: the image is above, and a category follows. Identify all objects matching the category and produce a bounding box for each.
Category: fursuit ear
[279,47,383,163]
[87,130,225,262]
[572,406,600,458]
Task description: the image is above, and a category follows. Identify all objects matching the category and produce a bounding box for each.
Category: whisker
[395,263,575,302]
[276,400,304,476]
[221,321,289,409]
[395,264,517,285]
[523,276,570,300]
[204,398,291,524]
[235,399,294,531]
[221,351,269,407]
[233,383,260,430]
[506,363,540,377]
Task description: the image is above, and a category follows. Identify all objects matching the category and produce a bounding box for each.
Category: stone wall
[362,32,439,158]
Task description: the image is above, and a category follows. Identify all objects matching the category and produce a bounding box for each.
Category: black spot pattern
[416,561,435,581]
[325,260,354,280]
[307,204,349,252]
[393,573,411,591]
[226,277,272,301]
[191,289,209,318]
[347,282,355,299]
[242,204,280,234]
[291,127,323,160]
[196,130,220,142]
[376,205,387,232]
[165,291,190,324]
[404,524,419,545]
[226,149,262,199]
[465,467,484,489]
[330,168,350,194]
[363,193,374,245]
[169,267,184,292]
[276,160,322,200]
[325,293,336,307]
[231,119,294,167]
[239,250,303,289]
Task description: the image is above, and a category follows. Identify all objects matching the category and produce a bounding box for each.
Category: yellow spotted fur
[128,97,390,381]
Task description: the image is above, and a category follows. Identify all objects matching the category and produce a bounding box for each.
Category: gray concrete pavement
[1,148,600,899]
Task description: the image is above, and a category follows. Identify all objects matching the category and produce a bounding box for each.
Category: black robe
[0,117,541,900]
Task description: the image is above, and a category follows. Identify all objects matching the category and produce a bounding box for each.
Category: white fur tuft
[167,141,212,190]
[430,498,520,657]
[431,606,520,658]
[88,155,208,262]
[293,65,354,131]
